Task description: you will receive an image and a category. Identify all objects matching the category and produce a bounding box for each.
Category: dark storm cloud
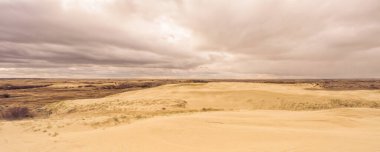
[0,0,204,71]
[0,0,379,78]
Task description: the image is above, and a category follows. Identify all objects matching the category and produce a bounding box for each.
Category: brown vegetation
[261,99,380,111]
[0,79,207,119]
[1,93,10,98]
[0,107,33,120]
[1,84,51,90]
[0,78,379,120]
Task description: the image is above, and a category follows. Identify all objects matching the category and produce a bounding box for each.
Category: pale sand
[1,82,380,151]
[45,82,380,117]
[1,108,380,152]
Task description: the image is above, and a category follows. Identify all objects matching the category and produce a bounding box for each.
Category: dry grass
[0,79,197,119]
[1,84,51,90]
[0,107,34,120]
[1,93,10,98]
[201,107,223,111]
[256,99,380,111]
[1,79,379,121]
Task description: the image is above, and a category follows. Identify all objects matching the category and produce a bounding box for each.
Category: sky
[0,0,379,78]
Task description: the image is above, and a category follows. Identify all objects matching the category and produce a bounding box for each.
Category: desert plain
[1,79,380,152]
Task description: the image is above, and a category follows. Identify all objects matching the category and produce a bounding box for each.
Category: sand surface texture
[1,82,380,151]
[45,82,380,116]
[1,109,380,152]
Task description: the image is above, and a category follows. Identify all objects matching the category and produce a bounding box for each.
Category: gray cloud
[0,0,379,78]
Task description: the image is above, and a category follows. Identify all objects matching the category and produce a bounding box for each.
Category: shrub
[201,107,221,111]
[1,93,10,98]
[84,85,96,88]
[1,84,50,90]
[0,107,33,120]
[101,82,164,89]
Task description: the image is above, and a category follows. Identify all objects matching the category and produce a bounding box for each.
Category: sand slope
[45,82,380,118]
[2,82,380,152]
[1,108,380,152]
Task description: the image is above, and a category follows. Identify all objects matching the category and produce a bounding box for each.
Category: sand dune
[45,82,380,118]
[1,108,380,152]
[1,82,380,152]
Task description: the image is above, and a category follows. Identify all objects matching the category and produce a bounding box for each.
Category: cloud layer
[1,0,380,78]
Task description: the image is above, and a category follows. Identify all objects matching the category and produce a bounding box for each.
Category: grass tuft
[0,107,34,120]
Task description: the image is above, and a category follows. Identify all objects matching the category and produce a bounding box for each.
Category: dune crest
[45,82,380,116]
[1,82,380,152]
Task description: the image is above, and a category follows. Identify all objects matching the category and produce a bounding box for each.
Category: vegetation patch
[265,99,380,111]
[1,93,10,98]
[0,107,34,120]
[1,84,50,90]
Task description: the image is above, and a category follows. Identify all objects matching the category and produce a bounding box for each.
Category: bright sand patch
[45,82,380,117]
[1,108,380,152]
[1,82,380,151]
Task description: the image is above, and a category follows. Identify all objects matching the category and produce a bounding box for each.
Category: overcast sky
[0,0,379,78]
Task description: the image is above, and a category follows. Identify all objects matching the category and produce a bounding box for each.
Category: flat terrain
[1,80,380,151]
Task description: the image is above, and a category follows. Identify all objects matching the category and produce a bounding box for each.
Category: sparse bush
[84,85,96,88]
[328,99,379,108]
[1,84,50,90]
[1,93,10,98]
[201,107,221,111]
[0,107,33,120]
[187,80,209,83]
[272,99,380,111]
[100,82,165,89]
